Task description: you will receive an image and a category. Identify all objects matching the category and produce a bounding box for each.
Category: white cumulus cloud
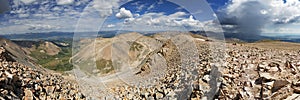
[57,0,74,5]
[107,24,115,28]
[116,7,133,19]
[92,0,120,17]
[117,11,204,31]
[20,0,36,5]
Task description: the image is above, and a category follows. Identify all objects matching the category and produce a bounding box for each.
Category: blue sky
[0,0,300,37]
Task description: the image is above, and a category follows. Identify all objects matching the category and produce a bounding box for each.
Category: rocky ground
[1,32,300,100]
[95,40,300,100]
[0,47,85,100]
[217,43,300,100]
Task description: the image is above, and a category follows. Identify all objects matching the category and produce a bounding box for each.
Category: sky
[0,0,299,37]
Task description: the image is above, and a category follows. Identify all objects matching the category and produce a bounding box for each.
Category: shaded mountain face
[0,38,68,72]
[0,37,38,68]
[13,40,61,56]
[0,47,15,62]
[11,40,73,72]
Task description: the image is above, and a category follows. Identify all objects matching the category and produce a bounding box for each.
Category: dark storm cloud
[0,0,10,14]
[216,12,238,25]
[216,1,270,39]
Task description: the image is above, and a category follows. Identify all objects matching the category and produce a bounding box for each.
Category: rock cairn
[0,47,85,100]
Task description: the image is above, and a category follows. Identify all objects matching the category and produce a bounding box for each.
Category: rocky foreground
[1,34,300,100]
[97,40,300,100]
[0,47,85,100]
[217,43,300,100]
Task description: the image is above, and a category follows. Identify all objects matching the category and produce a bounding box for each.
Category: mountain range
[2,31,300,43]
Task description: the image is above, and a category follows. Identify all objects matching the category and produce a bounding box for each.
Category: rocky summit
[72,33,300,100]
[102,41,300,100]
[0,47,85,100]
[1,32,300,100]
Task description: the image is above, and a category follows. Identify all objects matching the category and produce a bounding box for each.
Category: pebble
[260,72,276,80]
[155,92,164,99]
[24,89,33,100]
[202,75,210,82]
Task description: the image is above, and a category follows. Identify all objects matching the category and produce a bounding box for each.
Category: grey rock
[272,80,289,92]
[155,92,164,99]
